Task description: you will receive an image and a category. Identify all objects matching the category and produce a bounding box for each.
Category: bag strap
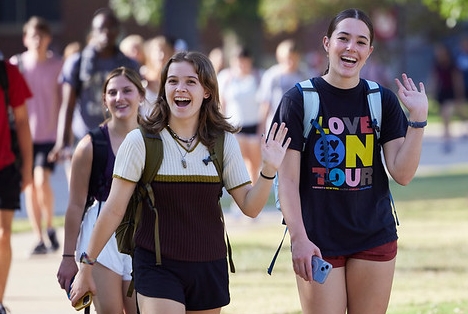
[209,133,235,273]
[85,127,108,211]
[296,79,320,152]
[138,126,163,265]
[364,79,382,140]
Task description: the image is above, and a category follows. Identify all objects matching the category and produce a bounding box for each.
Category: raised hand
[395,73,428,121]
[261,122,291,173]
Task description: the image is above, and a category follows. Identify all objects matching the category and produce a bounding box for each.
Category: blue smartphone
[312,255,332,284]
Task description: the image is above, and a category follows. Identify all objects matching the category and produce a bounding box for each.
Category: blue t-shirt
[272,77,407,256]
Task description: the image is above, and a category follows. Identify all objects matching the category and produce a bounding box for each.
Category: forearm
[63,203,86,256]
[394,128,425,184]
[238,169,276,218]
[279,180,308,243]
[15,116,33,186]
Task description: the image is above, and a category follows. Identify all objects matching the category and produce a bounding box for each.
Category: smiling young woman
[271,8,429,314]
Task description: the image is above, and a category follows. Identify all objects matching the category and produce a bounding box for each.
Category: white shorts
[76,200,133,281]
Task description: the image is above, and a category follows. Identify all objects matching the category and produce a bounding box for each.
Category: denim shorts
[133,247,230,310]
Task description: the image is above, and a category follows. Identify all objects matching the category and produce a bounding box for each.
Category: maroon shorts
[324,241,397,268]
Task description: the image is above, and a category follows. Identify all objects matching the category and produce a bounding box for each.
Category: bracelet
[62,254,75,258]
[79,252,97,265]
[260,171,276,180]
[408,120,427,128]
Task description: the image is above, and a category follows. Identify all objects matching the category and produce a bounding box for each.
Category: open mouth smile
[175,96,191,107]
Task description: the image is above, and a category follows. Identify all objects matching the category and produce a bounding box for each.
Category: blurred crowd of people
[429,38,468,153]
[0,5,462,314]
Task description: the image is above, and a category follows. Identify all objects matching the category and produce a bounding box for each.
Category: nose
[176,83,187,92]
[115,90,124,100]
[346,42,357,52]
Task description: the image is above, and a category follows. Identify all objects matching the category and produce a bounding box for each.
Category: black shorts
[0,164,21,210]
[33,143,56,171]
[133,247,230,311]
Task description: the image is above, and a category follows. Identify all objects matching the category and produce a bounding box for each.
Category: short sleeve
[113,128,145,182]
[222,132,251,190]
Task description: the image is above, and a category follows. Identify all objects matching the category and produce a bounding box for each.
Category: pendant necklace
[167,125,197,168]
[174,140,189,168]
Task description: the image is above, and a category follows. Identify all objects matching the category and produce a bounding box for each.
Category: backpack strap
[86,127,108,211]
[296,79,320,152]
[364,79,382,140]
[138,125,163,265]
[208,133,236,273]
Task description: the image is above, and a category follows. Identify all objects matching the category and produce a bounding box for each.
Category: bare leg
[0,210,14,303]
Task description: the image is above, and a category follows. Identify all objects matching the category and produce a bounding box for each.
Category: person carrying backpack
[0,55,33,314]
[56,67,142,314]
[69,51,290,313]
[271,8,428,314]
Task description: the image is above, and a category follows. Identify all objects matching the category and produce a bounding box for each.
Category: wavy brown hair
[141,51,239,150]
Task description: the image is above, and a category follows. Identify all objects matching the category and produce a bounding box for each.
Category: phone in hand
[74,291,93,311]
[311,255,332,284]
[67,276,93,311]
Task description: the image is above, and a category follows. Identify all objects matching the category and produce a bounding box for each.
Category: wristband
[62,254,75,258]
[79,252,96,265]
[408,120,427,128]
[260,171,276,180]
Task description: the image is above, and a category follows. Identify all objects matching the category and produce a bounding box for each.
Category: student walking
[49,8,139,164]
[10,16,63,255]
[69,51,290,313]
[0,55,33,314]
[57,67,141,314]
[272,8,428,314]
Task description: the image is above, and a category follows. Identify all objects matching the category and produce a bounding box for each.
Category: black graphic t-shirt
[273,77,407,256]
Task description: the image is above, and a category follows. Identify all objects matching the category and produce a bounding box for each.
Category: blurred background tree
[108,0,468,83]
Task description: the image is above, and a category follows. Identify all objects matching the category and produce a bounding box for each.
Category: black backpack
[85,126,109,211]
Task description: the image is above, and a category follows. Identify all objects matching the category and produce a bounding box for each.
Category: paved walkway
[4,121,468,313]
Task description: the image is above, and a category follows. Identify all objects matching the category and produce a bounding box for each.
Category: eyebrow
[337,31,369,42]
[167,74,199,80]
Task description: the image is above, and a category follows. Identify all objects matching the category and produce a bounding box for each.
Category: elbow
[392,175,413,186]
[243,208,261,219]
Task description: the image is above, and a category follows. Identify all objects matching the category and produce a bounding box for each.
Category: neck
[322,73,360,89]
[26,49,49,62]
[167,124,197,142]
[167,119,198,139]
[108,118,138,137]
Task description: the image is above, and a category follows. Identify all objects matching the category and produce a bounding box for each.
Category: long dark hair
[324,8,374,75]
[141,51,238,149]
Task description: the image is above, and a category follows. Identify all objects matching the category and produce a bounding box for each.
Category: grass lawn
[13,170,467,313]
[222,171,468,314]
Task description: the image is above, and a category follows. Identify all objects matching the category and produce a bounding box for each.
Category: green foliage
[109,0,163,26]
[423,0,468,25]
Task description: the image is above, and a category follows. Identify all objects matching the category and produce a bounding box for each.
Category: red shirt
[0,61,32,170]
